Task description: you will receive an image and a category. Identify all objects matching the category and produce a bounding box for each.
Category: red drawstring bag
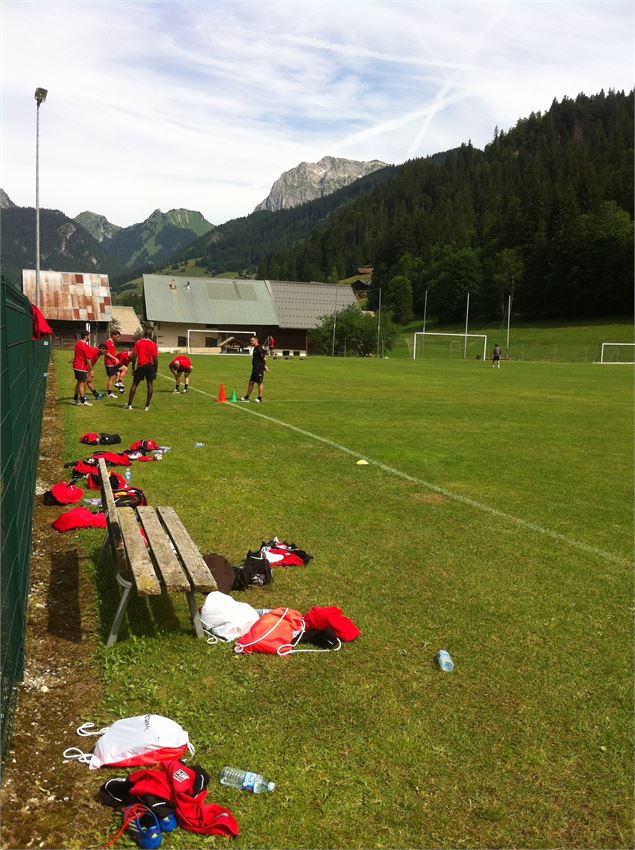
[49,482,84,505]
[129,440,160,453]
[80,433,101,445]
[234,607,303,655]
[52,507,107,533]
[303,606,361,641]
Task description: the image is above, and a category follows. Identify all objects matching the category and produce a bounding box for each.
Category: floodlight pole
[376,288,382,357]
[506,293,512,354]
[34,87,48,309]
[421,288,428,353]
[331,285,338,357]
[464,292,470,359]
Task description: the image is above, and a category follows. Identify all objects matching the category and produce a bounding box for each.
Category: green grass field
[55,348,633,849]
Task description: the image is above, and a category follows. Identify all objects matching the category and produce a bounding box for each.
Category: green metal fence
[1,278,50,775]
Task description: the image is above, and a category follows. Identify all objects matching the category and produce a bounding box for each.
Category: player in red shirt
[126,329,159,412]
[72,330,103,406]
[169,355,193,393]
[104,330,121,396]
[115,350,130,393]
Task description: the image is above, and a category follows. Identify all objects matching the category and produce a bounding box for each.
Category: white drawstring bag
[200,591,260,643]
[63,715,194,770]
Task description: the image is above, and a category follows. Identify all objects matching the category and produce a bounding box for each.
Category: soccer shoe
[72,399,80,406]
[107,392,118,398]
[239,395,250,402]
[183,386,189,393]
[172,389,180,394]
[144,406,150,412]
[114,380,124,388]
[96,393,106,400]
[125,405,132,410]
[255,397,262,403]
[158,813,177,833]
[122,804,162,849]
[118,387,126,394]
[80,400,93,406]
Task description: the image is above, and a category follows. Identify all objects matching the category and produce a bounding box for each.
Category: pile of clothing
[44,436,166,532]
[200,592,360,656]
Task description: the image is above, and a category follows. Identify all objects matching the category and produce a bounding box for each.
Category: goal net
[598,343,635,364]
[413,332,488,361]
[187,329,255,355]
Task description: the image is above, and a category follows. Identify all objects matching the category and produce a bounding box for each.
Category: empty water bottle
[124,469,132,486]
[436,649,454,672]
[83,497,101,507]
[159,446,172,453]
[194,442,205,448]
[219,767,275,794]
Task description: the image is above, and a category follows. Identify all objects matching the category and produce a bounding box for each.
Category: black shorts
[134,363,156,383]
[493,355,500,361]
[250,370,264,385]
[106,365,119,377]
[175,367,191,375]
[74,369,88,381]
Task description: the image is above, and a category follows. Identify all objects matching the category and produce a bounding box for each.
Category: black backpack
[232,553,273,591]
[112,487,147,508]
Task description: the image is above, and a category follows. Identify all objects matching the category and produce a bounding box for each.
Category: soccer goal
[597,343,635,364]
[412,332,488,361]
[187,329,255,355]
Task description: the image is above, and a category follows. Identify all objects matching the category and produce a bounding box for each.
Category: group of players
[72,327,192,411]
[72,327,270,410]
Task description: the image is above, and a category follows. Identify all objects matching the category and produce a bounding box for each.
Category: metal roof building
[266,280,357,328]
[142,274,357,355]
[22,270,112,323]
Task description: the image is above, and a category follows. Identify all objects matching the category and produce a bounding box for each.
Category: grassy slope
[55,351,633,849]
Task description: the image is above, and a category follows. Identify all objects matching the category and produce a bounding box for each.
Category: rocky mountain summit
[255,155,387,212]
[74,211,122,242]
[1,188,17,209]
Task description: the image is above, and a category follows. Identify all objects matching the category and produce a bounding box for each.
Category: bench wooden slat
[137,506,191,592]
[98,458,127,573]
[118,507,162,595]
[157,507,217,593]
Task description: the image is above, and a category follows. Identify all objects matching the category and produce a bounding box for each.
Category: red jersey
[72,339,99,372]
[104,337,118,367]
[170,356,192,370]
[133,337,158,367]
[118,351,131,366]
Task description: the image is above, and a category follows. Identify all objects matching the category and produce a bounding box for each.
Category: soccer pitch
[56,352,633,848]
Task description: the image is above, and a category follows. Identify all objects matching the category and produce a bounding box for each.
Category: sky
[2,1,633,228]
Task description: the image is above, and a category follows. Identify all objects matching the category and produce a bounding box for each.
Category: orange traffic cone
[217,384,227,403]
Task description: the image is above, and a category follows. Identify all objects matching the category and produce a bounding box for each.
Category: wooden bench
[96,458,217,646]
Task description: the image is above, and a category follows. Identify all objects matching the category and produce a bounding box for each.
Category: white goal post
[413,332,488,361]
[598,342,635,364]
[187,328,255,355]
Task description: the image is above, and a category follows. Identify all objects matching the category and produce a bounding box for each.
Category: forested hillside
[259,91,633,320]
[177,163,400,275]
[1,206,125,285]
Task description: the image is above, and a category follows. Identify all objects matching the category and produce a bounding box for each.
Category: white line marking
[158,373,629,567]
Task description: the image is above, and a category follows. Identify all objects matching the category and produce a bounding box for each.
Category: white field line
[159,374,629,567]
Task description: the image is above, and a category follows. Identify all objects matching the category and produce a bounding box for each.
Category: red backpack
[234,608,303,656]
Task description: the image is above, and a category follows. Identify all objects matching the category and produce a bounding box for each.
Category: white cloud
[2,0,632,227]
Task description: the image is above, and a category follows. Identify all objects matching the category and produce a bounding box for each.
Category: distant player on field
[492,343,502,368]
[126,329,159,412]
[239,335,268,404]
[169,354,193,393]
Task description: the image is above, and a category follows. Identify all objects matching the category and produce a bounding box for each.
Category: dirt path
[1,363,104,849]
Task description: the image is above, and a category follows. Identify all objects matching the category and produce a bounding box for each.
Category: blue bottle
[436,650,454,672]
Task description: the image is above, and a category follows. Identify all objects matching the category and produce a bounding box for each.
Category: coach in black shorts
[239,335,269,404]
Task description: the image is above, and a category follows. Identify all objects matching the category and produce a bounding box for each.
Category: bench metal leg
[107,572,133,647]
[186,591,205,639]
[98,530,110,567]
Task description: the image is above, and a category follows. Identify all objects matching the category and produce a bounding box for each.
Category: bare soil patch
[1,365,103,850]
[410,492,447,504]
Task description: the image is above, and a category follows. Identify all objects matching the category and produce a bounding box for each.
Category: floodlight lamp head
[35,88,48,105]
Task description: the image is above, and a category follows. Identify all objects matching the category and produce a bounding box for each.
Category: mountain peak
[1,189,16,209]
[255,156,388,212]
[74,210,122,242]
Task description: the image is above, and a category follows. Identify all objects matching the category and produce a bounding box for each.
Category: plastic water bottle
[124,469,132,486]
[195,442,204,448]
[159,446,172,453]
[255,609,271,617]
[83,497,102,507]
[219,767,275,794]
[436,650,454,672]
